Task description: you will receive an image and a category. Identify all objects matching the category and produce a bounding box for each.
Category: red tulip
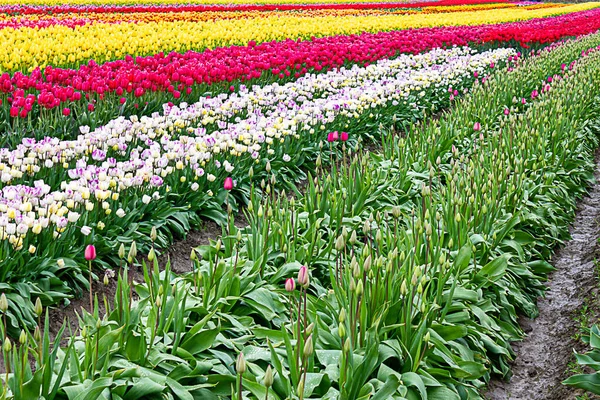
[224,177,234,191]
[340,132,349,141]
[84,244,96,261]
[62,107,70,116]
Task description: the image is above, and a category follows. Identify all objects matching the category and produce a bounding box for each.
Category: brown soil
[485,155,600,400]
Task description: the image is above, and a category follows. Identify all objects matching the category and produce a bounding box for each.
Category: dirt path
[486,157,600,400]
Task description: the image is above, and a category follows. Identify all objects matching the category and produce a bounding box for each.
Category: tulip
[84,244,96,261]
[236,351,246,374]
[473,122,481,131]
[298,266,310,288]
[504,108,510,115]
[285,278,296,292]
[62,108,70,117]
[224,177,234,191]
[340,131,349,141]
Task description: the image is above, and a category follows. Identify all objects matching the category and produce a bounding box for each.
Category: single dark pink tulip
[473,122,481,131]
[224,177,234,191]
[85,244,96,261]
[340,132,349,141]
[297,266,309,288]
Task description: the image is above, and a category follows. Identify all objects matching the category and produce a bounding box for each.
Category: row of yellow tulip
[1,2,597,73]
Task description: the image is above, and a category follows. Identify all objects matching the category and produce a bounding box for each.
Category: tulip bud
[264,365,274,388]
[34,326,41,342]
[215,239,222,252]
[297,266,309,288]
[85,244,97,261]
[190,249,198,261]
[364,255,372,272]
[155,294,162,308]
[343,337,351,354]
[285,278,296,292]
[297,380,305,397]
[236,352,247,375]
[223,177,234,191]
[127,241,137,263]
[338,322,346,338]
[150,226,157,242]
[118,243,126,260]
[19,330,27,345]
[339,309,346,323]
[236,230,242,242]
[392,206,401,219]
[0,293,9,314]
[335,235,345,252]
[400,279,407,295]
[34,297,43,317]
[349,230,357,245]
[248,166,254,179]
[303,335,313,358]
[424,331,430,343]
[103,273,110,286]
[355,280,364,296]
[3,338,11,353]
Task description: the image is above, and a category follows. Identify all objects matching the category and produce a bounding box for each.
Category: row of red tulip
[4,8,600,123]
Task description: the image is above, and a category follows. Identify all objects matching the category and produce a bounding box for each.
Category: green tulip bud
[19,330,27,345]
[118,243,126,260]
[303,335,313,358]
[338,322,346,338]
[3,338,11,353]
[264,365,274,388]
[34,297,43,317]
[0,293,8,314]
[339,309,346,323]
[150,226,157,242]
[236,352,246,375]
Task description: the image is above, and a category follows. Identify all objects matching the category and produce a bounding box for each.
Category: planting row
[4,8,600,141]
[1,2,593,74]
[0,0,511,15]
[2,32,600,399]
[0,45,511,332]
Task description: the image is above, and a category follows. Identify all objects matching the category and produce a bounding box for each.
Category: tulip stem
[88,260,93,312]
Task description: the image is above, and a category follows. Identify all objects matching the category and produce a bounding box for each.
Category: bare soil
[486,156,600,400]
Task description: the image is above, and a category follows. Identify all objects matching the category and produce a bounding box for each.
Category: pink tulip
[297,266,309,288]
[521,98,526,105]
[224,177,234,191]
[84,244,96,261]
[285,278,296,292]
[504,108,510,115]
[340,132,349,141]
[327,132,335,142]
[473,122,481,131]
[332,131,339,141]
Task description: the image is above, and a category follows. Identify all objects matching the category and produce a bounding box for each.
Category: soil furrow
[486,155,600,400]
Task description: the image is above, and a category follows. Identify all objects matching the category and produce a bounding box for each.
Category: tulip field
[2,0,600,398]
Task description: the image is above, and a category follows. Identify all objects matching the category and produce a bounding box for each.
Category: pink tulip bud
[473,71,478,78]
[224,177,234,191]
[504,108,510,116]
[490,62,495,68]
[547,76,553,83]
[521,98,526,105]
[561,63,566,71]
[84,244,96,261]
[297,266,309,288]
[473,122,481,131]
[332,131,339,141]
[340,132,349,141]
[449,94,454,101]
[285,278,295,292]
[327,132,335,142]
[453,90,458,96]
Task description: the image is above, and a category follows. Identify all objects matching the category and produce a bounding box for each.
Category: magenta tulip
[224,177,234,191]
[85,244,96,261]
[340,132,349,141]
[473,122,481,131]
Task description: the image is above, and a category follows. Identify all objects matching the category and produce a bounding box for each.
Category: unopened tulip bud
[297,266,309,288]
[349,230,357,245]
[34,297,43,317]
[364,255,372,272]
[264,365,274,388]
[127,241,137,263]
[303,335,313,358]
[150,226,157,242]
[148,247,156,262]
[338,322,346,338]
[155,295,162,308]
[34,326,41,342]
[248,167,254,179]
[297,380,305,397]
[343,338,351,354]
[335,235,345,251]
[85,244,97,261]
[305,323,315,336]
[392,206,401,219]
[215,239,222,252]
[19,330,27,345]
[339,309,346,323]
[0,293,8,313]
[236,352,247,375]
[118,243,125,260]
[3,338,11,353]
[103,273,109,286]
[355,280,364,296]
[285,278,295,292]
